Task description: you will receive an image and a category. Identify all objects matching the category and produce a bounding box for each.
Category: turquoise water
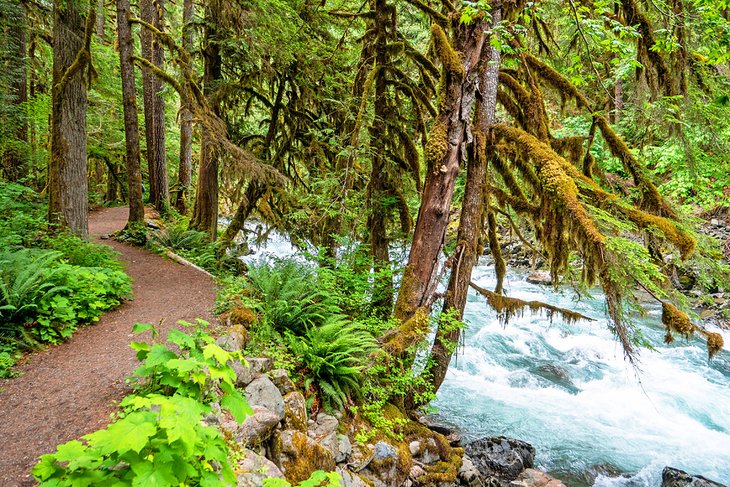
[242,230,730,485]
[434,264,730,486]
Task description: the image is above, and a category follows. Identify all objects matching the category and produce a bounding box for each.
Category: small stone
[336,434,352,463]
[236,448,284,487]
[710,219,720,227]
[309,412,339,439]
[235,406,280,446]
[245,376,285,421]
[459,455,482,487]
[269,369,296,395]
[526,271,553,286]
[216,333,241,352]
[409,464,426,479]
[513,468,566,487]
[336,467,370,487]
[409,441,420,456]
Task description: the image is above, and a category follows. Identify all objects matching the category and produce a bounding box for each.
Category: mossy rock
[272,430,336,484]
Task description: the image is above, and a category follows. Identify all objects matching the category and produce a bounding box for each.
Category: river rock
[216,333,241,352]
[661,467,726,487]
[511,469,566,487]
[358,441,402,487]
[309,412,340,438]
[526,271,552,286]
[337,466,370,487]
[282,391,307,432]
[236,448,284,486]
[273,429,336,484]
[459,455,482,487]
[269,368,296,395]
[245,376,285,421]
[235,405,280,445]
[465,436,535,482]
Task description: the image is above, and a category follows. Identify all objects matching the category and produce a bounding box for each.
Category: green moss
[419,451,463,484]
[431,24,463,76]
[425,122,448,170]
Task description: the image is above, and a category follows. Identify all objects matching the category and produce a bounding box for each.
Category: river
[434,264,730,485]
[243,232,730,485]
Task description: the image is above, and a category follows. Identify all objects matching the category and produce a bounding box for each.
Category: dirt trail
[0,206,217,486]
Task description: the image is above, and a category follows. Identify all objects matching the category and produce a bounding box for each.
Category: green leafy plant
[263,470,342,487]
[151,224,209,252]
[33,321,254,486]
[242,258,341,335]
[129,320,253,421]
[33,393,237,486]
[286,316,376,411]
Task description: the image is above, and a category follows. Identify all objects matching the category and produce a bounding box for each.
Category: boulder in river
[661,467,726,487]
[464,436,535,482]
[526,271,553,286]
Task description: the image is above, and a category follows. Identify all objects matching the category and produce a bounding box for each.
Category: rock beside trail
[465,436,536,482]
[236,449,284,487]
[235,405,280,445]
[244,375,285,421]
[661,467,727,487]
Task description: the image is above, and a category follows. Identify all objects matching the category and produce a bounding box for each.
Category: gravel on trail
[0,206,217,486]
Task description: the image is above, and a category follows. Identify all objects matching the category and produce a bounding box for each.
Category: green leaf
[87,412,157,455]
[166,329,196,350]
[32,455,60,481]
[202,343,230,365]
[132,323,154,334]
[220,382,253,423]
[130,459,178,487]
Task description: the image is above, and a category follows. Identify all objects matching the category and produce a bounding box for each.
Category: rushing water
[242,229,730,485]
[434,264,730,486]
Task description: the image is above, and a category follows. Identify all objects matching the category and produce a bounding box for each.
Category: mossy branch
[431,24,464,76]
[402,0,449,23]
[470,281,595,325]
[54,4,96,95]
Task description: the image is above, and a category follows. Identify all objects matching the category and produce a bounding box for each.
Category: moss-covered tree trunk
[192,10,221,238]
[424,7,503,400]
[389,19,487,347]
[3,5,28,182]
[367,0,394,314]
[174,0,193,214]
[140,0,168,214]
[116,0,144,225]
[49,0,92,237]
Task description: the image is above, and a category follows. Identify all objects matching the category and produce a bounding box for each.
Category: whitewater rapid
[435,265,730,486]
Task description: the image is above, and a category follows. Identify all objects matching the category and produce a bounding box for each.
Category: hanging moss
[594,115,676,219]
[430,23,464,76]
[471,282,594,325]
[706,333,724,360]
[662,302,695,338]
[525,54,591,109]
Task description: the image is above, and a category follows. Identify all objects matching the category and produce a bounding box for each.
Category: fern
[287,316,377,411]
[244,258,341,334]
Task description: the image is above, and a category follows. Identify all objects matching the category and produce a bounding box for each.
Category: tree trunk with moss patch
[48,0,91,237]
[391,20,487,331]
[192,11,221,239]
[116,0,144,225]
[174,0,193,214]
[424,7,503,402]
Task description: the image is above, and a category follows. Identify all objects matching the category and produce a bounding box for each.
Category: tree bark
[96,0,105,38]
[3,4,28,182]
[140,0,168,214]
[174,0,194,214]
[116,0,144,225]
[192,12,221,238]
[425,7,503,399]
[367,0,394,314]
[49,0,92,238]
[391,20,487,332]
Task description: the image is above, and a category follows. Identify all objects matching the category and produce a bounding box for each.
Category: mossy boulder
[272,429,336,484]
[282,391,307,432]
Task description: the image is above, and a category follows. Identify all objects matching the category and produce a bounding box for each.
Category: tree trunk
[96,0,105,38]
[174,0,194,214]
[367,0,394,314]
[140,0,168,214]
[116,0,144,225]
[390,20,487,335]
[192,13,221,238]
[3,5,28,182]
[49,0,92,238]
[424,7,503,400]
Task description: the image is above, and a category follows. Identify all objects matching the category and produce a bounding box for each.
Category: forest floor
[0,206,217,486]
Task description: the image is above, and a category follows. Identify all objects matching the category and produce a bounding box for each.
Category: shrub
[244,258,341,335]
[287,316,377,411]
[33,321,253,486]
